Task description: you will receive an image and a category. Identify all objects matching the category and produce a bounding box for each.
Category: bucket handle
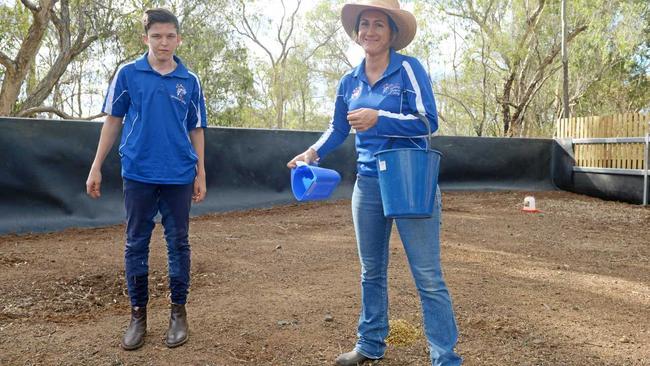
[296,160,318,167]
[379,113,433,151]
[417,113,433,151]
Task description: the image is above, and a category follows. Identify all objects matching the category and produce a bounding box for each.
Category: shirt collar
[384,48,403,77]
[352,48,403,84]
[351,59,366,81]
[135,52,190,79]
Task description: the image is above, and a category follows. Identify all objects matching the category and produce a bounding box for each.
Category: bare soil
[1,191,649,366]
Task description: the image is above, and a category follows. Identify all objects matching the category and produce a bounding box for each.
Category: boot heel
[165,303,188,348]
[121,306,147,350]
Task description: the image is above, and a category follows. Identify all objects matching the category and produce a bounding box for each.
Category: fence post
[643,132,650,206]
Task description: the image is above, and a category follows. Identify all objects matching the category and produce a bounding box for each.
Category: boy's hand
[193,173,206,203]
[287,148,319,169]
[86,167,102,199]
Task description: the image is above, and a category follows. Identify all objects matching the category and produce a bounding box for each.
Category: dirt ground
[1,191,649,366]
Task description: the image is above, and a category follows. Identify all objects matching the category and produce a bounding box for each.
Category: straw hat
[341,0,417,51]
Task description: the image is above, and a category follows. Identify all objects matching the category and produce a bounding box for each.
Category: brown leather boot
[165,303,188,348]
[121,306,146,350]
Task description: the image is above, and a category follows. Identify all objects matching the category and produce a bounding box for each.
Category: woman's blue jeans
[351,174,462,366]
[123,178,193,307]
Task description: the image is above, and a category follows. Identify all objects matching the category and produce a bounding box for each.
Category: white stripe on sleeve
[401,60,426,117]
[377,110,419,121]
[310,124,334,152]
[191,100,200,128]
[310,93,344,152]
[103,62,133,115]
[188,71,203,128]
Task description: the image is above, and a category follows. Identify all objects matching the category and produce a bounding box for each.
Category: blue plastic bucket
[291,162,341,201]
[374,148,442,218]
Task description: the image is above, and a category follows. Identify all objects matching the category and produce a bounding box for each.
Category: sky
[242,0,456,113]
[249,0,452,74]
[1,0,455,117]
[257,0,420,58]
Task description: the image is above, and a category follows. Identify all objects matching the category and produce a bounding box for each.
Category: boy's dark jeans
[123,178,193,307]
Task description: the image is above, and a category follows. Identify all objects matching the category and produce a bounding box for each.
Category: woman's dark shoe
[335,350,378,365]
[121,306,147,350]
[165,303,188,348]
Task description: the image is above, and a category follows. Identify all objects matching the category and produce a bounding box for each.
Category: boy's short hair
[143,8,179,33]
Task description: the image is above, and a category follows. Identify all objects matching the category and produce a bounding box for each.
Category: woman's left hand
[347,108,378,132]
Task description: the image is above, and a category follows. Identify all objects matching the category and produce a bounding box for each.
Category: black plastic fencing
[0,117,636,234]
[0,118,358,234]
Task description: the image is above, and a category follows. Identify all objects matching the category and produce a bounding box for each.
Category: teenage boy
[86,8,207,350]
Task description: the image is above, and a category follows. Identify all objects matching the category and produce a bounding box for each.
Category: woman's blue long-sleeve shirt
[310,48,438,177]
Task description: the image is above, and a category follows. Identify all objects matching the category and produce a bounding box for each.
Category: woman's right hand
[287,148,319,169]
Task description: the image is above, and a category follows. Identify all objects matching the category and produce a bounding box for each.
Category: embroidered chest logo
[175,83,187,103]
[382,83,401,96]
[351,86,362,100]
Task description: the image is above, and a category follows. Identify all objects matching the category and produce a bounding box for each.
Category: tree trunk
[501,74,515,136]
[19,0,99,113]
[0,69,21,116]
[19,53,73,112]
[0,1,55,115]
[76,62,83,117]
[275,93,284,129]
[274,67,286,129]
[477,33,488,137]
[301,87,306,130]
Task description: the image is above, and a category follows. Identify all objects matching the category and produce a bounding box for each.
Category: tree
[568,0,650,116]
[226,0,340,129]
[429,0,649,137]
[0,0,116,118]
[225,0,301,129]
[303,0,353,91]
[436,0,587,136]
[173,0,255,125]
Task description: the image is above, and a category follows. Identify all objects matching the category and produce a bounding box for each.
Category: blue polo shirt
[311,48,438,177]
[102,53,207,184]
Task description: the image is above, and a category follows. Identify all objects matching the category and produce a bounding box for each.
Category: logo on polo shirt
[382,83,401,96]
[351,86,362,100]
[175,83,187,103]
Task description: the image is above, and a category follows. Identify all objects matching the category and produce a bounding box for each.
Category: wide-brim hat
[341,0,417,51]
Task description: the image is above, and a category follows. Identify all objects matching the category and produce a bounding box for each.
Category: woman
[287,1,462,365]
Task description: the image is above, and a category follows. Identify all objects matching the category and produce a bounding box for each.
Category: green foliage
[174,0,255,124]
[303,0,350,101]
[0,2,31,58]
[2,0,648,135]
[569,0,650,115]
[429,0,650,137]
